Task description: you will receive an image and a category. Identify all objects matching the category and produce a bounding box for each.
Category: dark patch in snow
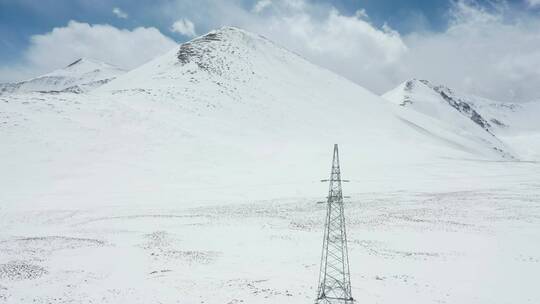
[438,90,492,132]
[178,32,222,64]
[149,269,172,275]
[0,284,8,301]
[60,77,116,94]
[0,261,47,280]
[175,28,257,83]
[66,58,83,67]
[398,80,415,106]
[0,236,107,258]
[410,79,495,133]
[140,230,219,264]
[11,236,106,246]
[177,31,228,75]
[166,250,220,264]
[490,118,507,127]
[404,80,517,159]
[0,83,22,95]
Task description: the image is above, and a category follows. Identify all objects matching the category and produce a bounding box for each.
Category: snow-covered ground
[1,179,539,303]
[1,27,539,303]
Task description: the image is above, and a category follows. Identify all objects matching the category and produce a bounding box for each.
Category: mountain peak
[212,26,251,35]
[65,57,103,67]
[181,26,265,48]
[203,26,264,41]
[171,26,290,80]
[386,78,459,107]
[405,78,430,87]
[401,79,450,95]
[61,57,122,72]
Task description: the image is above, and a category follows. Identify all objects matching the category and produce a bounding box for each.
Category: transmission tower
[315,144,354,304]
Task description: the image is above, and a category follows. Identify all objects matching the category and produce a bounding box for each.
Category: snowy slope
[383,79,540,160]
[0,58,126,95]
[97,27,511,161]
[1,27,525,211]
[465,99,540,159]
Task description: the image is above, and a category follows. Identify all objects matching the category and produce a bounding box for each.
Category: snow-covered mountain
[97,27,511,160]
[1,27,536,209]
[383,79,540,160]
[0,58,126,95]
[384,79,494,132]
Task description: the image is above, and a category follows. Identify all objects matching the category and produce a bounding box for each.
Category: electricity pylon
[315,144,354,304]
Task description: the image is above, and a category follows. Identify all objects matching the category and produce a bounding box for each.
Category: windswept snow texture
[1,27,539,304]
[0,58,126,95]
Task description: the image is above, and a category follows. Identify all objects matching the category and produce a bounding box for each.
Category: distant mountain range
[0,58,125,95]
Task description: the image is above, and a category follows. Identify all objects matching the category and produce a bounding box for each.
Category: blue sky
[0,0,533,65]
[1,0,540,101]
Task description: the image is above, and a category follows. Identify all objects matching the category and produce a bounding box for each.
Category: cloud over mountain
[161,0,540,102]
[0,21,176,82]
[170,19,197,37]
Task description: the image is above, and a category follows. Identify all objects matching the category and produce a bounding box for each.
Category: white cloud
[398,1,540,101]
[526,0,540,8]
[2,21,177,81]
[188,0,540,101]
[153,0,409,94]
[170,19,197,37]
[249,7,407,93]
[252,0,272,13]
[355,9,369,19]
[112,7,128,19]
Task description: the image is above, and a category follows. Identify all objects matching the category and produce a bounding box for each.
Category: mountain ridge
[383,78,540,160]
[0,57,126,95]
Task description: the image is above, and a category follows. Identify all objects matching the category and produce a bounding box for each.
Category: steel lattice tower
[315,144,354,304]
